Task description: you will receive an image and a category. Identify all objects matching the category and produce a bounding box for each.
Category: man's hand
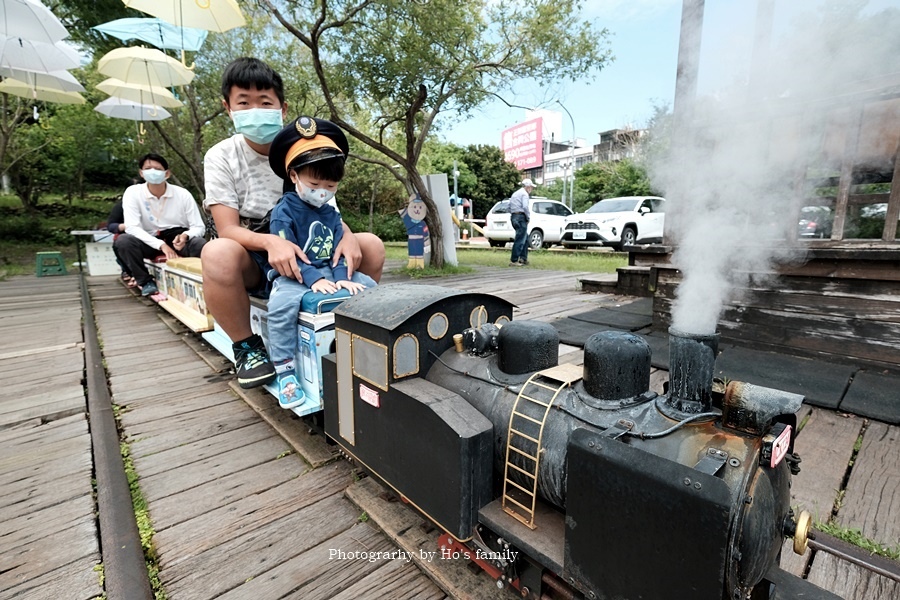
[333,231,362,277]
[159,243,178,260]
[336,280,366,295]
[311,278,338,294]
[265,234,310,280]
[172,233,189,252]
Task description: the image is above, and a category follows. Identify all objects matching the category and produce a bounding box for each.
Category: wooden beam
[830,107,864,241]
[881,133,900,240]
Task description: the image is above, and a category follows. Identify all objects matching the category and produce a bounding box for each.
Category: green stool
[36,251,68,277]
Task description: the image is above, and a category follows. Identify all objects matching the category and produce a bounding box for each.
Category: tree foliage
[260,0,611,266]
[572,159,654,211]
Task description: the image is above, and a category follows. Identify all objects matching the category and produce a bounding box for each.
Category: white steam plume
[647,1,900,335]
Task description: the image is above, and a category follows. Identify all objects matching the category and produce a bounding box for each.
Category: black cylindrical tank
[583,331,651,400]
[498,320,558,374]
[667,327,719,413]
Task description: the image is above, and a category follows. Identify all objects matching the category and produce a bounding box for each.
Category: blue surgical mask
[142,168,167,185]
[231,108,283,145]
[295,181,335,208]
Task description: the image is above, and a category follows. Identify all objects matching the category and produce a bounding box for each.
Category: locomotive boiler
[322,284,828,600]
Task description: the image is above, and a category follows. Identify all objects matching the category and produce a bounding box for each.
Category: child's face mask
[295,180,336,208]
[230,108,283,144]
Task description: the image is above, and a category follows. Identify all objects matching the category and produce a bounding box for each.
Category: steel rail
[809,529,900,584]
[81,275,154,600]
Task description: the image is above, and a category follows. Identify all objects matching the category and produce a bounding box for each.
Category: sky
[438,0,900,149]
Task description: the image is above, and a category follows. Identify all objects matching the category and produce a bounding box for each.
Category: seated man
[201,57,385,389]
[114,153,207,296]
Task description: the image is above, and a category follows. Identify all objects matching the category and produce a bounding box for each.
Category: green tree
[459,145,522,219]
[260,0,611,266]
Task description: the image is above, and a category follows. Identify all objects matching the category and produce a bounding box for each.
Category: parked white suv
[485,197,574,249]
[561,196,667,250]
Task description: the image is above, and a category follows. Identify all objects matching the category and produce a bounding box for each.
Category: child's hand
[311,279,338,294]
[336,280,367,295]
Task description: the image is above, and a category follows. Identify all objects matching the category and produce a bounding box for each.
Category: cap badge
[295,116,317,138]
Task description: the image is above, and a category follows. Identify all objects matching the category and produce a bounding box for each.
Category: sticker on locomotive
[359,383,380,408]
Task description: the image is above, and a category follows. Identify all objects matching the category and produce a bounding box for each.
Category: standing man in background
[509,178,534,266]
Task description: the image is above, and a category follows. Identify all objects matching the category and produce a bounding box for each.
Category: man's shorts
[247,250,272,299]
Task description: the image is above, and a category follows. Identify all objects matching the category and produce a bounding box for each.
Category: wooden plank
[133,420,277,478]
[154,462,352,563]
[214,523,398,600]
[0,493,94,552]
[0,413,86,445]
[117,389,242,427]
[150,455,309,532]
[788,408,863,520]
[111,377,230,406]
[0,554,101,600]
[0,391,85,429]
[806,552,900,600]
[836,421,900,543]
[160,494,359,600]
[230,382,338,469]
[0,474,92,520]
[346,477,510,600]
[0,342,80,361]
[139,435,291,502]
[126,402,262,457]
[328,554,446,600]
[0,516,99,587]
[0,450,91,493]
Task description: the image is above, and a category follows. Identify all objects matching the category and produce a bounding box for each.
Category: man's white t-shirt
[203,133,338,225]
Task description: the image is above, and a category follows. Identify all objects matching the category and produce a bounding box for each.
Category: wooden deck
[0,264,897,599]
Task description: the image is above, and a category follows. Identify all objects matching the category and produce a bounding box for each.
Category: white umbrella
[0,0,68,44]
[0,35,80,72]
[94,97,171,121]
[0,65,84,92]
[98,46,194,87]
[0,78,85,104]
[97,77,183,108]
[122,0,246,33]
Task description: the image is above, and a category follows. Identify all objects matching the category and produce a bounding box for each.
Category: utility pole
[557,100,576,210]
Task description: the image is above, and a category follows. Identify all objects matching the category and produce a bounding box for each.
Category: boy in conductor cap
[265,116,376,409]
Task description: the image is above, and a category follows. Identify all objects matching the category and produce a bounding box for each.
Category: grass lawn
[384,243,626,276]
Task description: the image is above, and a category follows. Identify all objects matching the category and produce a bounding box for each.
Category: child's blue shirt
[268,191,348,286]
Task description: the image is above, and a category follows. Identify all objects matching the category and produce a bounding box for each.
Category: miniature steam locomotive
[143,258,827,599]
[320,283,827,600]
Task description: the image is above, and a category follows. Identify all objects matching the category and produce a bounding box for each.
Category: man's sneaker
[518,259,529,266]
[140,281,159,296]
[509,261,523,267]
[233,334,276,388]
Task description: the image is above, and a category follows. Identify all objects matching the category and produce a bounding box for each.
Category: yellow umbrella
[0,78,85,104]
[97,78,183,108]
[98,46,194,87]
[122,0,246,33]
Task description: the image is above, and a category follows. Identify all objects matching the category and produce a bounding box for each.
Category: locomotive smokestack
[667,327,719,413]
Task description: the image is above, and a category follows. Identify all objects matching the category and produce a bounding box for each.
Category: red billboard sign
[501,118,543,170]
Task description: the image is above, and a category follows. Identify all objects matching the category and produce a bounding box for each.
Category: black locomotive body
[322,284,831,600]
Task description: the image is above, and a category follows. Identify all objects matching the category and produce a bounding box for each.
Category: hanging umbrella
[122,0,246,33]
[93,17,208,52]
[0,66,85,92]
[0,35,80,73]
[0,0,68,44]
[0,78,85,104]
[97,78,183,108]
[95,97,171,121]
[98,47,194,87]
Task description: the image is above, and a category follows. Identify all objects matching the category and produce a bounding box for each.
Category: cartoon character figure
[399,194,429,269]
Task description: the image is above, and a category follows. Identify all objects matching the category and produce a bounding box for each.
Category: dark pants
[113,233,206,285]
[510,213,529,263]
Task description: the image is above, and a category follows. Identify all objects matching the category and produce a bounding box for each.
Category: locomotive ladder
[502,364,582,529]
